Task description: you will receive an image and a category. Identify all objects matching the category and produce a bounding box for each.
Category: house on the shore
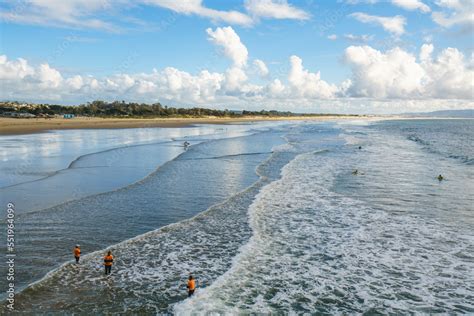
[63,114,75,119]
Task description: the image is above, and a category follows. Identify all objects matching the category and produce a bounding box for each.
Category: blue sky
[0,0,473,113]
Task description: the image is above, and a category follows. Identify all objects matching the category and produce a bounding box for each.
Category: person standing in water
[104,251,114,275]
[187,275,196,297]
[73,245,81,263]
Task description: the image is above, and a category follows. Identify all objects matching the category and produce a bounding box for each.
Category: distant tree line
[0,100,353,118]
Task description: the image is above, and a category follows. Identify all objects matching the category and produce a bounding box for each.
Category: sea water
[1,119,473,314]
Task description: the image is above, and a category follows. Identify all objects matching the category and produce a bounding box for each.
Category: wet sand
[0,116,364,135]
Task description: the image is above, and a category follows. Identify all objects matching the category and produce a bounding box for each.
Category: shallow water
[2,119,473,314]
[1,125,284,288]
[0,125,258,213]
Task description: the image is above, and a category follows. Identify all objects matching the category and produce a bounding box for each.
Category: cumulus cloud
[2,43,473,106]
[391,0,430,13]
[288,55,338,99]
[0,53,337,106]
[343,46,425,98]
[0,55,64,100]
[253,59,269,77]
[224,67,249,92]
[1,18,473,115]
[419,43,434,62]
[267,79,286,96]
[419,44,474,99]
[350,12,406,35]
[206,26,249,68]
[0,55,34,80]
[244,0,310,20]
[343,44,474,99]
[0,54,226,103]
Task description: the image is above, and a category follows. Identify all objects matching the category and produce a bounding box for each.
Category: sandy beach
[0,116,366,135]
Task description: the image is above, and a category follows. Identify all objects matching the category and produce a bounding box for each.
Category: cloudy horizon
[1,0,473,114]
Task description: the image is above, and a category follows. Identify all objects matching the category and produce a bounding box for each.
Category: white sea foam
[175,145,474,314]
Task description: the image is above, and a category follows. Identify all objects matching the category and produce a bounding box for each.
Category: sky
[0,0,473,114]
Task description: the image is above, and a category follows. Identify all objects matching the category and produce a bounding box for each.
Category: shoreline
[0,116,369,135]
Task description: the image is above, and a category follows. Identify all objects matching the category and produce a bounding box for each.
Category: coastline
[0,116,367,135]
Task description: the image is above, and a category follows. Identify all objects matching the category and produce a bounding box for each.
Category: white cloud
[0,0,254,30]
[253,59,269,77]
[206,26,249,68]
[328,33,374,44]
[0,0,119,31]
[391,0,431,13]
[350,12,406,35]
[144,0,253,26]
[343,45,425,98]
[1,19,473,115]
[288,55,339,99]
[37,64,63,88]
[244,0,310,20]
[267,79,286,96]
[345,0,379,4]
[346,0,430,13]
[431,0,474,29]
[0,0,314,30]
[0,55,34,80]
[66,75,84,90]
[343,44,474,99]
[419,43,434,62]
[343,33,374,42]
[420,45,474,99]
[0,55,64,100]
[224,67,248,92]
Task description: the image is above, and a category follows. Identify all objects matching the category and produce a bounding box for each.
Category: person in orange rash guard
[187,275,196,297]
[104,251,113,275]
[73,245,81,263]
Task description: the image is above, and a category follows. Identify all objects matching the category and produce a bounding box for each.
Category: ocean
[1,119,473,314]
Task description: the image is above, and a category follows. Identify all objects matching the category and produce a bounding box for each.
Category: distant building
[229,110,243,115]
[63,114,75,119]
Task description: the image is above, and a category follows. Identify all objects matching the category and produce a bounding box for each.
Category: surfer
[104,251,114,275]
[183,141,190,148]
[187,275,196,297]
[437,174,444,181]
[73,245,81,263]
[352,169,358,175]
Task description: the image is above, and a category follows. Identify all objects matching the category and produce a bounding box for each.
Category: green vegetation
[0,100,356,118]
